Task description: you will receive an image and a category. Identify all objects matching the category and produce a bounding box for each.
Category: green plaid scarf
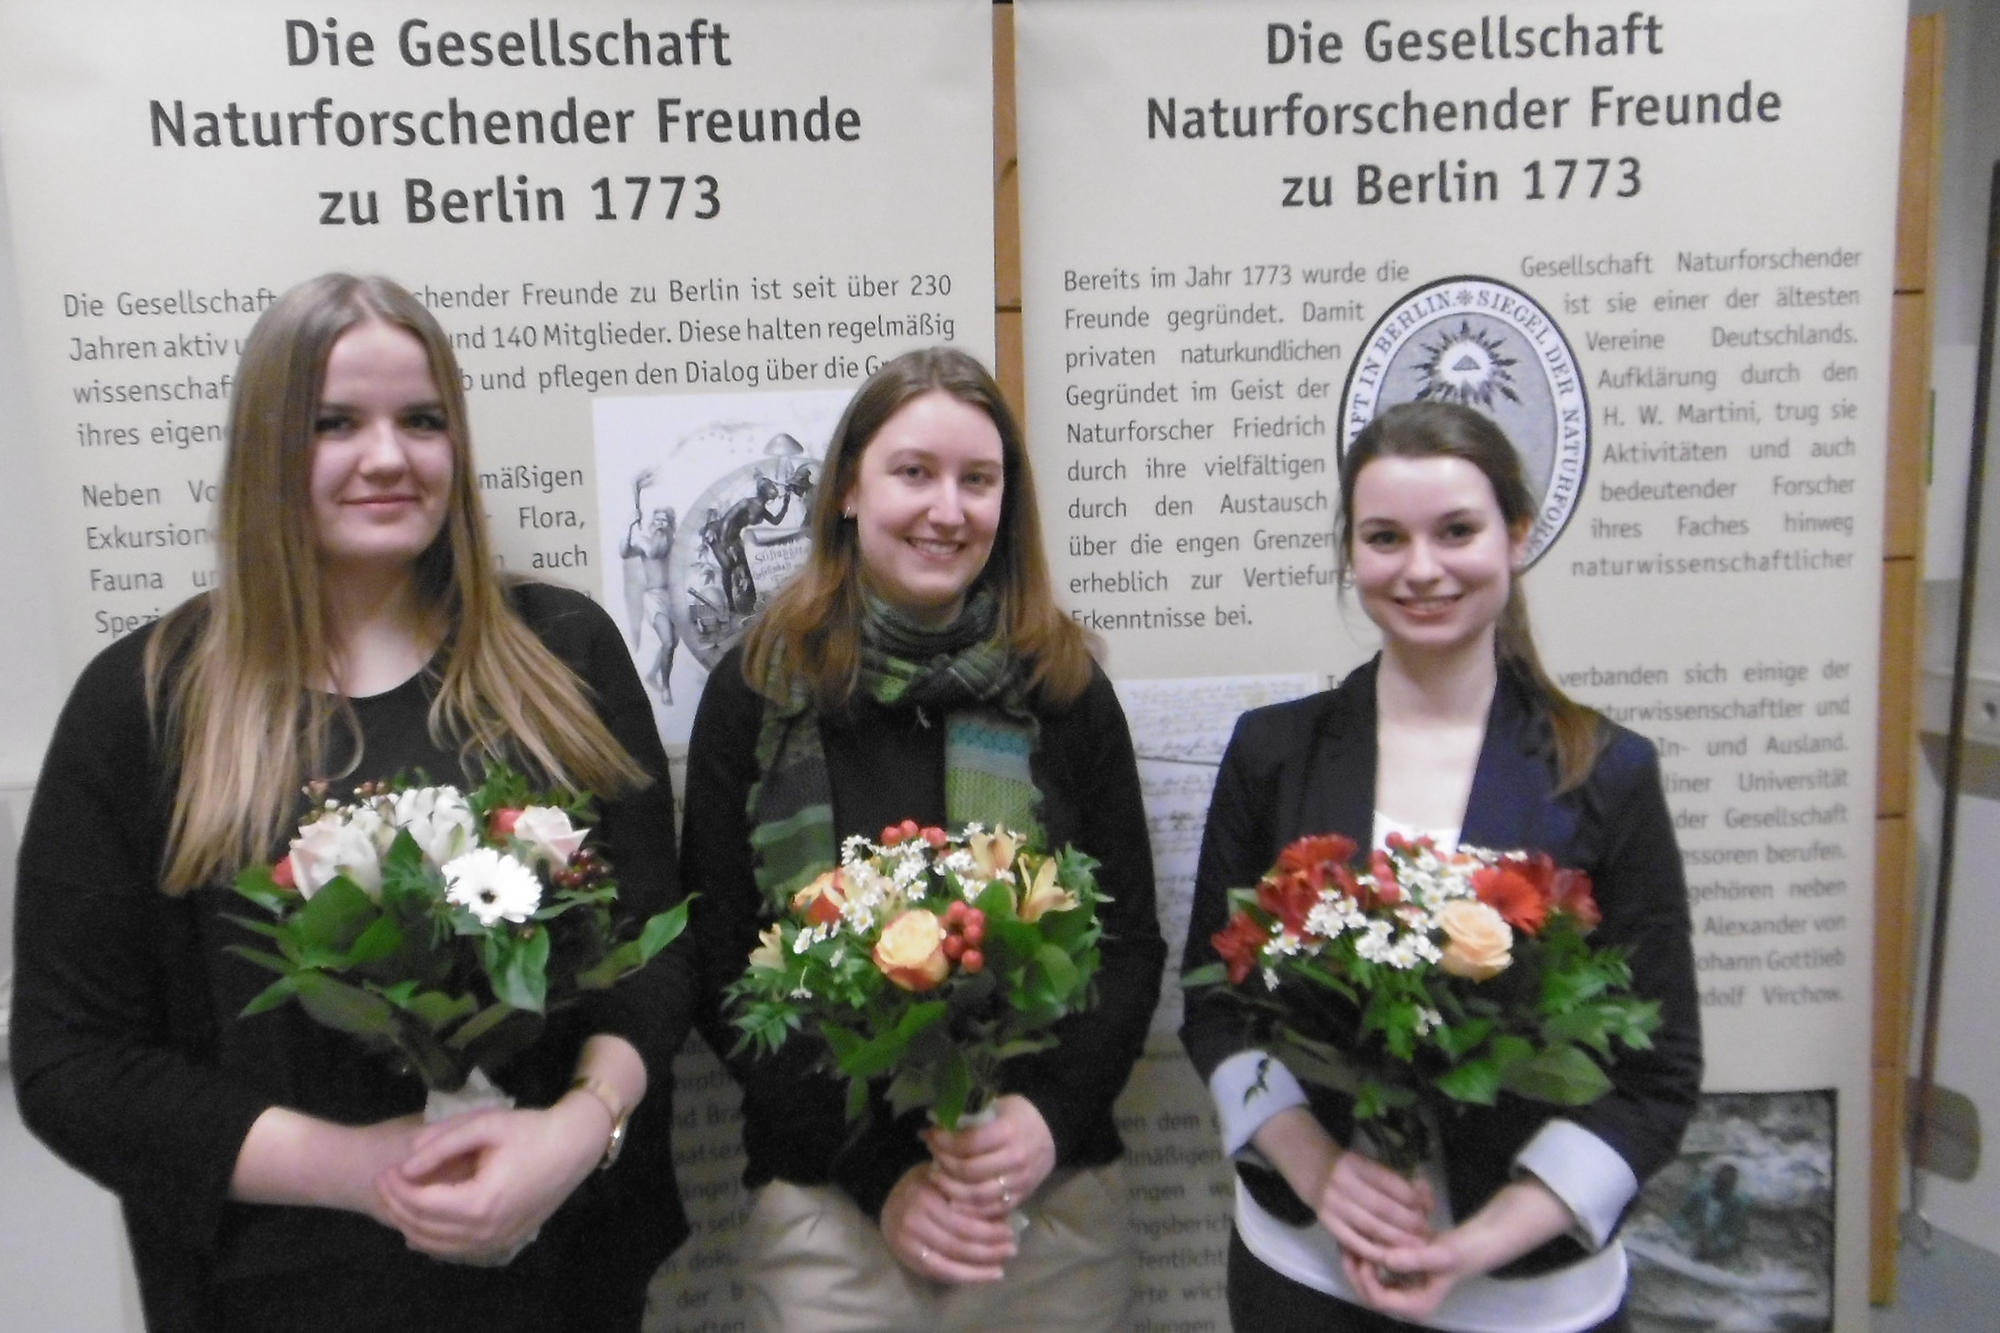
[747,586,1042,908]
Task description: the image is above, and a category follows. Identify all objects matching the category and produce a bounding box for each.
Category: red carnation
[1549,866,1601,931]
[1473,858,1551,934]
[1255,871,1321,937]
[1211,911,1269,985]
[1278,833,1358,876]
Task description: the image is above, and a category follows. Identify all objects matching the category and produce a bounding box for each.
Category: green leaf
[1500,1043,1614,1106]
[289,877,382,965]
[1434,1056,1502,1105]
[484,926,551,1012]
[1032,943,1080,1001]
[289,971,397,1039]
[224,944,298,977]
[1179,962,1228,989]
[237,974,299,1017]
[230,868,295,916]
[930,1049,973,1128]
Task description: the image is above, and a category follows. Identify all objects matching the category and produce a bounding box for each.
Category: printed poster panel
[1016,2,1904,1327]
[0,0,995,729]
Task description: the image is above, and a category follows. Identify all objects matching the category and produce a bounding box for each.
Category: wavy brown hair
[1337,400,1606,794]
[741,346,1094,710]
[147,273,646,894]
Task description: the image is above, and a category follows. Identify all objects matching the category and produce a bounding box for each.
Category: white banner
[0,0,995,729]
[1017,2,1903,1329]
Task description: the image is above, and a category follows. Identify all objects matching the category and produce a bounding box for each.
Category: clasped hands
[364,1092,612,1266]
[879,1093,1055,1285]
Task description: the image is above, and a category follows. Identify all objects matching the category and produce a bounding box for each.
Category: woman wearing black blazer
[1181,402,1701,1331]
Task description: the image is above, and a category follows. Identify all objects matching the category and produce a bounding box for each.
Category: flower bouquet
[727,821,1103,1130]
[1183,833,1659,1173]
[228,764,689,1113]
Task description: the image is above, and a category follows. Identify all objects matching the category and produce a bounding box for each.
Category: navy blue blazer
[1181,657,1702,1276]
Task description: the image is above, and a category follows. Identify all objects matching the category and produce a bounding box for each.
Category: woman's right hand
[879,1162,1018,1285]
[1249,1106,1433,1266]
[1311,1143,1435,1263]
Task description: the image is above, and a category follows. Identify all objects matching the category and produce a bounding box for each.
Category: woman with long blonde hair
[12,274,691,1331]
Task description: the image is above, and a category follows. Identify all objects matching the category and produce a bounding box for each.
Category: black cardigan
[683,644,1167,1217]
[1180,658,1702,1277]
[10,582,693,1331]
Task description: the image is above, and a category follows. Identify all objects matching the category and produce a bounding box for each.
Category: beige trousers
[739,1165,1135,1333]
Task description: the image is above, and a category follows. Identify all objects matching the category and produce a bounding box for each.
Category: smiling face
[1349,454,1527,659]
[842,388,1005,626]
[308,319,455,579]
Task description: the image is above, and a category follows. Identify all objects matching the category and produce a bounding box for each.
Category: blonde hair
[742,346,1095,709]
[1338,400,1606,794]
[147,273,646,894]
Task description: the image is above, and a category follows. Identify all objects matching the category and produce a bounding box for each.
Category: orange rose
[791,870,847,928]
[1436,900,1513,981]
[873,909,950,991]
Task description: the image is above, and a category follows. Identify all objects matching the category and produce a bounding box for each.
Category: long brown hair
[742,346,1094,709]
[1337,400,1605,793]
[147,273,646,894]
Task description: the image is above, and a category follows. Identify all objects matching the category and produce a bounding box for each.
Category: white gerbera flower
[442,847,542,926]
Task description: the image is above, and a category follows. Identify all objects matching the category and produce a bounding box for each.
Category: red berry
[881,824,904,846]
[945,901,969,926]
[960,949,984,974]
[943,935,965,961]
[921,825,948,849]
[898,819,921,841]
[963,919,985,947]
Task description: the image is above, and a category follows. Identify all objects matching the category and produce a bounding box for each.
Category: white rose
[391,786,479,866]
[290,813,385,900]
[510,805,588,871]
[442,847,544,927]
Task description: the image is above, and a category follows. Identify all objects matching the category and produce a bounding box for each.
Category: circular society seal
[1338,276,1589,566]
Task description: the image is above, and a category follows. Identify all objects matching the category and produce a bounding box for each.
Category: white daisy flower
[441,847,542,926]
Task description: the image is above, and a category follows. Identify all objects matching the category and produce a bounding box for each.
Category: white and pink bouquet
[230,764,687,1101]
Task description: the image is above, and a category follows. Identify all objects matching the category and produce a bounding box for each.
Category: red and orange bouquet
[1185,833,1658,1170]
[728,821,1103,1129]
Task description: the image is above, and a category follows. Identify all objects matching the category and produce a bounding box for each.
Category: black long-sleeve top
[10,582,692,1332]
[683,645,1166,1217]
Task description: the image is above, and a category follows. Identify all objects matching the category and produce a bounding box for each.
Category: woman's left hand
[921,1094,1056,1220]
[1341,1234,1472,1320]
[373,1095,607,1264]
[1343,1177,1580,1321]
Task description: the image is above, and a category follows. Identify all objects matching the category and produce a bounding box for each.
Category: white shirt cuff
[1513,1119,1638,1250]
[1208,1050,1309,1157]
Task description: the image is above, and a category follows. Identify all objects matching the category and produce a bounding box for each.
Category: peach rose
[873,909,950,991]
[1436,900,1514,981]
[791,870,847,928]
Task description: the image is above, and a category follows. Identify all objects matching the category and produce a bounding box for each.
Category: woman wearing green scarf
[684,347,1166,1331]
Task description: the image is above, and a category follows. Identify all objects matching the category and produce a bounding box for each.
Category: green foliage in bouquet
[1184,833,1659,1169]
[228,763,688,1092]
[727,821,1103,1129]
